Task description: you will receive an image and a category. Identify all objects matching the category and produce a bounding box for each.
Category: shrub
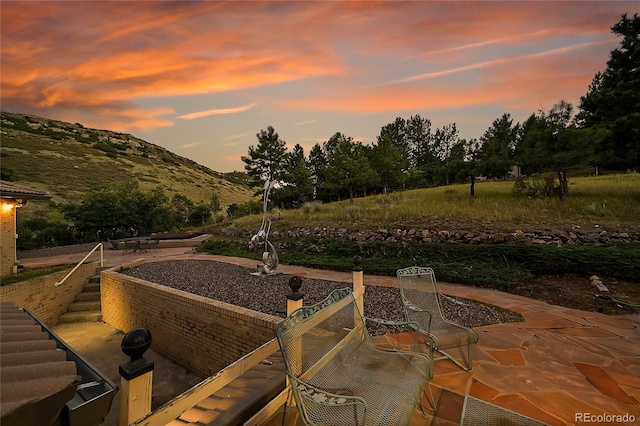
[227,199,262,218]
[302,201,323,213]
[513,173,558,199]
[375,192,403,206]
[343,205,362,220]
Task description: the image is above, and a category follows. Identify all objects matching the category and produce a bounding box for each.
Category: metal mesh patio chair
[460,395,549,425]
[397,266,479,373]
[275,288,433,426]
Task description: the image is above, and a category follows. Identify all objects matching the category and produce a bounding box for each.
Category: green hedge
[199,238,640,291]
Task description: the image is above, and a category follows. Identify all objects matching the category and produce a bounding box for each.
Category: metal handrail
[55,242,104,287]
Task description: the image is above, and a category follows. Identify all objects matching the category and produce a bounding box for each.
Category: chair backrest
[397,266,448,331]
[275,288,366,381]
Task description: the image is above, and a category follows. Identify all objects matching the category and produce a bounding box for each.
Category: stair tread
[67,301,101,312]
[82,283,100,291]
[75,292,100,301]
[59,311,102,323]
[60,275,102,323]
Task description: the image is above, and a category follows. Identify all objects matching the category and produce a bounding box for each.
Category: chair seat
[428,324,478,350]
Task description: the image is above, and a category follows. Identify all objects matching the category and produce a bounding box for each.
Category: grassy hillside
[0,111,254,211]
[229,174,640,233]
[205,174,640,292]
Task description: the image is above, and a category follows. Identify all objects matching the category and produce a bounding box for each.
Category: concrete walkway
[20,247,640,425]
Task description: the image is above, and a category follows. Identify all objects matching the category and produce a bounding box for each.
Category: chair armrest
[289,375,368,426]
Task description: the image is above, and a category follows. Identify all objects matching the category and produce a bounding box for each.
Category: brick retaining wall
[0,262,98,327]
[100,262,281,376]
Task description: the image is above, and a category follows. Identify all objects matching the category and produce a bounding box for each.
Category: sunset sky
[1,1,636,172]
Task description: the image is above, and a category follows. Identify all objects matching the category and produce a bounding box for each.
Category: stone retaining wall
[100,262,280,376]
[223,226,640,246]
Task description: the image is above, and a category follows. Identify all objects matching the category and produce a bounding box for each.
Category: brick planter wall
[0,262,98,327]
[101,262,281,376]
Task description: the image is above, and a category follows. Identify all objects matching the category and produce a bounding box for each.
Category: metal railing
[55,242,104,287]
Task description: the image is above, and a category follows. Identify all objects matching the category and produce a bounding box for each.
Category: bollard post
[352,256,364,317]
[119,328,154,426]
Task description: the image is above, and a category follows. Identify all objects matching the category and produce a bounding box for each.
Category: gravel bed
[123,260,522,336]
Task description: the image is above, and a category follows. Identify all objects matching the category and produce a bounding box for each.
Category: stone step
[67,300,101,312]
[75,291,100,302]
[82,282,100,293]
[59,311,102,323]
[88,275,101,284]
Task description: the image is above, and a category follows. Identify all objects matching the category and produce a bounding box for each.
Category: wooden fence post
[286,276,304,401]
[352,256,364,317]
[119,328,154,426]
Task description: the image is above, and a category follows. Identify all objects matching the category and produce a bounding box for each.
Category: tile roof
[0,180,51,200]
[0,302,81,426]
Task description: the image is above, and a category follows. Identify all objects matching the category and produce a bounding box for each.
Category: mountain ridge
[0,111,253,210]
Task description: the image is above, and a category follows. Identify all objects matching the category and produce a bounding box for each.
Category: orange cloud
[0,0,631,137]
[1,2,345,122]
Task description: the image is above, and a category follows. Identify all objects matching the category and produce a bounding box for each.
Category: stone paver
[19,248,640,425]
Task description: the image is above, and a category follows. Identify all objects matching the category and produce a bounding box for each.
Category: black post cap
[287,276,304,301]
[119,327,154,380]
[352,255,363,272]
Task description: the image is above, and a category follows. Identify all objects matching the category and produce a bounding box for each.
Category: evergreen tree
[308,143,329,201]
[323,133,379,202]
[379,118,410,167]
[210,191,221,214]
[406,115,433,169]
[241,126,289,185]
[477,113,518,178]
[275,144,314,207]
[515,101,596,202]
[578,13,640,171]
[432,123,460,185]
[370,134,405,195]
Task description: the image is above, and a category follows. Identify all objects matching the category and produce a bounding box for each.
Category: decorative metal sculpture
[250,180,279,275]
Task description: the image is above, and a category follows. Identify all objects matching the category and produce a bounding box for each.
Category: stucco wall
[0,262,98,327]
[100,263,281,376]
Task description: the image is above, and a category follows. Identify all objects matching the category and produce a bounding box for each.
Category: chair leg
[438,349,472,371]
[283,388,294,426]
[422,381,437,415]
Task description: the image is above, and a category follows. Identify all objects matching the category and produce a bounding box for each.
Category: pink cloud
[385,38,616,85]
[1,2,344,123]
[178,104,258,120]
[0,1,632,135]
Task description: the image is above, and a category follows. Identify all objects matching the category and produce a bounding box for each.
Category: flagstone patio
[18,247,640,425]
